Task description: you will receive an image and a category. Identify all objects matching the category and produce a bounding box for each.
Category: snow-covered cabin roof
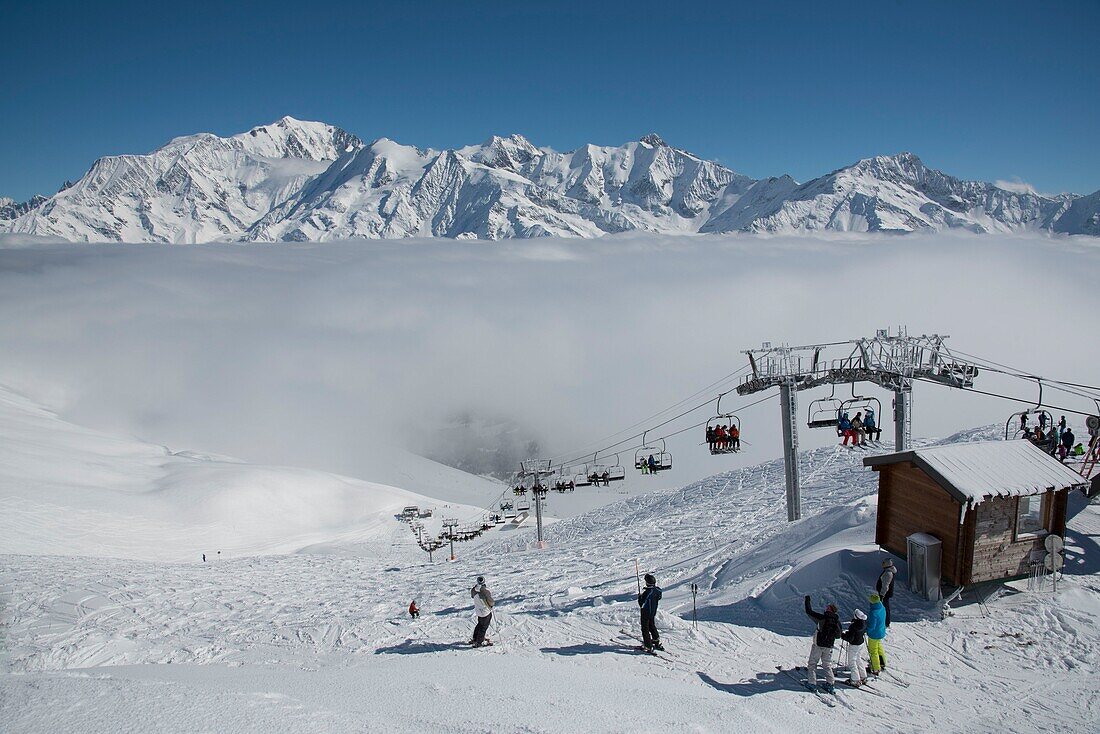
[864,440,1087,505]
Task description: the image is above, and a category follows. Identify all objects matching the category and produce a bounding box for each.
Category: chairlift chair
[807,386,844,429]
[705,396,742,454]
[635,432,673,473]
[837,390,883,440]
[516,499,531,513]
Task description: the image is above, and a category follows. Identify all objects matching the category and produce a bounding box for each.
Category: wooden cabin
[864,440,1086,586]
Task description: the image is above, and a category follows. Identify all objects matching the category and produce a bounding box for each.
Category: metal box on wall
[906,532,942,601]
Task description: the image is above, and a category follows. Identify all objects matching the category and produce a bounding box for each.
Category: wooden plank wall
[875,462,964,584]
[966,489,1065,584]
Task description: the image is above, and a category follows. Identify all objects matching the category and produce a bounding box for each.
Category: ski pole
[691,583,698,629]
[635,559,641,596]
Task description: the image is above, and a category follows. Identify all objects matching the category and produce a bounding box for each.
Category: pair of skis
[615,629,674,662]
[776,666,853,709]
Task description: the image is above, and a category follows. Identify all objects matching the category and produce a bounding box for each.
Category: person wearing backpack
[803,595,842,693]
[841,609,868,686]
[470,576,495,647]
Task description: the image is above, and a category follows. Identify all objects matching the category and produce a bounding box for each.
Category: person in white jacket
[470,575,495,647]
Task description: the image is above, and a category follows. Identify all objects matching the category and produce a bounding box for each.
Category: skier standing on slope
[841,608,868,687]
[877,558,897,627]
[470,576,494,647]
[803,595,841,693]
[638,574,663,652]
[409,600,420,619]
[867,593,888,675]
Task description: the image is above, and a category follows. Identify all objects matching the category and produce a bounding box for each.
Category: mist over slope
[0,231,1096,502]
[4,118,1098,241]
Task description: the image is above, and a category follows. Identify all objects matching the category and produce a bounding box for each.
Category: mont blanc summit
[3,118,1096,242]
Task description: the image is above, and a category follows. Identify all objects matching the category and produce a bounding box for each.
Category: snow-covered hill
[0,385,501,561]
[4,119,1097,241]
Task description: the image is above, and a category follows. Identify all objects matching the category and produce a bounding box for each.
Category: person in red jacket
[409,600,420,619]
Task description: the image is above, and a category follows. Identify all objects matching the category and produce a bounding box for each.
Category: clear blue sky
[2,0,1097,202]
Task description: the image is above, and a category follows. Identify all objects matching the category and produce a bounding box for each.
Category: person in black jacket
[841,608,868,686]
[638,574,663,652]
[804,595,841,692]
[877,558,897,627]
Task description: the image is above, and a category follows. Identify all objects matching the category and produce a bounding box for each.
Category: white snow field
[2,393,1099,732]
[0,232,1098,732]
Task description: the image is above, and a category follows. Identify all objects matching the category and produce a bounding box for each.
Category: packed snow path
[3,431,1099,732]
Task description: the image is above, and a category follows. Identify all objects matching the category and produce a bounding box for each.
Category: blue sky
[2,0,1097,202]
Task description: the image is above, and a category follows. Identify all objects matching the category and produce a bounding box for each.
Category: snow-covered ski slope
[3,406,1098,733]
[0,384,501,561]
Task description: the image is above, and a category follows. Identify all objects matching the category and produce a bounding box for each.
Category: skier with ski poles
[638,573,663,652]
[867,593,888,675]
[803,595,842,693]
[470,576,495,647]
[841,608,868,687]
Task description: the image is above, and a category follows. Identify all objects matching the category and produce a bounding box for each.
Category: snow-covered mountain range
[4,117,1096,242]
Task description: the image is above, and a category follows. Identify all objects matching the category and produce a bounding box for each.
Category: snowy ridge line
[4,118,1099,242]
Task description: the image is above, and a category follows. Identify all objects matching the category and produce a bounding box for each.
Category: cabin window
[1015,494,1047,539]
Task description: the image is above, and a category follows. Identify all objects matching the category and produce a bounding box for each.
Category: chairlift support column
[779,378,802,521]
[894,387,912,452]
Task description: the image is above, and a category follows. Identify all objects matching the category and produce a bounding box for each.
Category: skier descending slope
[803,596,842,693]
[638,574,664,652]
[470,576,494,647]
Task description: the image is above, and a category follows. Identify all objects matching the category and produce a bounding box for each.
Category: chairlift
[837,388,883,440]
[569,463,593,487]
[635,431,673,473]
[516,499,531,513]
[807,385,844,429]
[706,394,742,454]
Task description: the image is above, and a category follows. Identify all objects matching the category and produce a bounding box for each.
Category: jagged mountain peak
[2,119,1094,242]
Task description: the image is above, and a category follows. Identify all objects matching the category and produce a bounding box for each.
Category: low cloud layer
[0,232,1096,495]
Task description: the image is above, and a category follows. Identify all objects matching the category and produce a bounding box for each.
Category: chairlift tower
[736,328,979,522]
[520,459,555,548]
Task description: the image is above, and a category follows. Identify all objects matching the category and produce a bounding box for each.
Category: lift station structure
[736,329,980,522]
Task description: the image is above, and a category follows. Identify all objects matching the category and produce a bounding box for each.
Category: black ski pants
[640,610,659,648]
[473,613,492,645]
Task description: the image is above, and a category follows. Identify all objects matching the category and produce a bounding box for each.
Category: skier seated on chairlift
[729,423,740,451]
[714,424,728,451]
[706,425,716,452]
[647,454,658,473]
[851,412,867,446]
[863,409,881,442]
[838,412,856,445]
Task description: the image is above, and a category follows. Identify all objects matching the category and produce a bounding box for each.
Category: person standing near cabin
[841,608,868,687]
[867,593,888,675]
[638,574,663,652]
[1059,415,1067,433]
[470,576,494,647]
[877,558,897,627]
[1060,427,1075,461]
[803,596,841,693]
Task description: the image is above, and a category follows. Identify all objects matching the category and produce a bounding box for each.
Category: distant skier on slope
[841,608,868,687]
[409,600,420,619]
[803,595,841,693]
[470,576,494,647]
[877,558,897,627]
[866,593,888,675]
[638,574,663,652]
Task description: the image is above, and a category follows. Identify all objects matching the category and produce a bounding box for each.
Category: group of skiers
[1023,414,1084,462]
[839,409,881,447]
[705,423,741,453]
[803,558,896,692]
